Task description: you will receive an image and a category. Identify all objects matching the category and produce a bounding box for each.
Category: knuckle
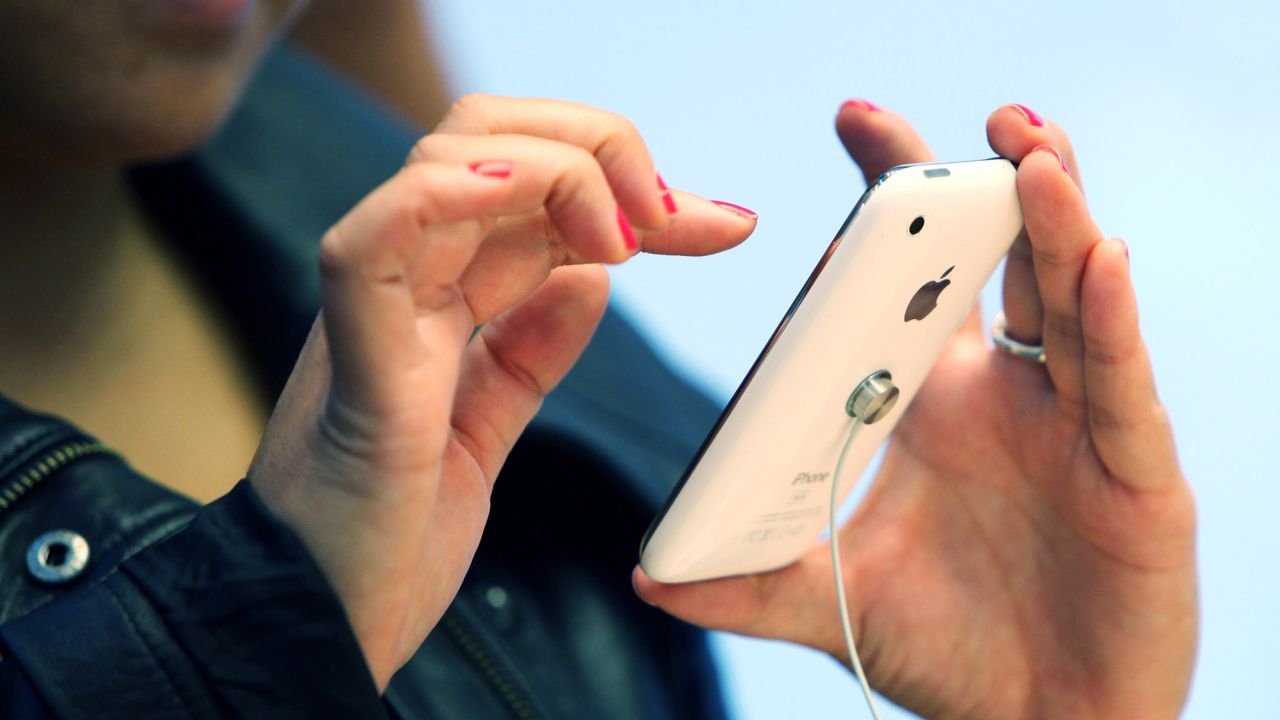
[1083,334,1137,370]
[1152,402,1176,434]
[453,92,493,112]
[396,164,444,222]
[1031,239,1079,270]
[487,337,552,397]
[562,142,599,171]
[607,110,643,142]
[405,133,450,165]
[1044,311,1084,350]
[534,212,571,268]
[317,227,353,279]
[1081,320,1141,369]
[443,92,494,128]
[595,111,644,162]
[1051,126,1076,152]
[1087,402,1132,433]
[547,239,571,270]
[548,145,602,193]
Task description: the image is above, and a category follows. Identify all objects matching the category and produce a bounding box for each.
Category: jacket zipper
[0,439,115,518]
[440,612,544,720]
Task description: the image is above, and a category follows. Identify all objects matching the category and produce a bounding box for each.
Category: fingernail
[711,200,758,220]
[1010,103,1045,127]
[1030,144,1070,176]
[1119,238,1130,262]
[468,161,513,178]
[657,173,678,214]
[616,206,637,251]
[840,98,880,113]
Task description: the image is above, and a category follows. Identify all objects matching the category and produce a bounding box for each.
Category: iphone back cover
[639,159,1023,583]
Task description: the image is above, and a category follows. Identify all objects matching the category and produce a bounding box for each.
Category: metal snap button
[26,530,90,585]
[484,585,510,611]
[479,583,517,630]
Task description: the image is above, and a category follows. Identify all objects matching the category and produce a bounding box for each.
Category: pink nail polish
[616,206,637,251]
[657,173,678,214]
[1030,144,1070,175]
[468,161,513,178]
[840,98,880,113]
[1011,103,1045,127]
[712,200,758,219]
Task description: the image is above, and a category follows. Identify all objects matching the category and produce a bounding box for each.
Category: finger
[458,189,757,322]
[449,264,611,481]
[478,189,757,258]
[1001,230,1045,345]
[1079,239,1179,489]
[986,103,1083,186]
[834,99,935,184]
[318,162,516,410]
[988,104,1081,344]
[430,94,674,230]
[412,133,640,262]
[1017,145,1105,408]
[640,191,758,255]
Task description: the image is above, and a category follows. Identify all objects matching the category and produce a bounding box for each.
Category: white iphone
[639,158,1024,583]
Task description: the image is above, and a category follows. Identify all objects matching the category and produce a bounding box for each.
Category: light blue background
[425,2,1279,717]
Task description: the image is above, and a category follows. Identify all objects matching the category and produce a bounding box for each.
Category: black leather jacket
[0,46,728,720]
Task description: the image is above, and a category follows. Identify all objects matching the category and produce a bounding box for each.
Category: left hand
[634,103,1197,720]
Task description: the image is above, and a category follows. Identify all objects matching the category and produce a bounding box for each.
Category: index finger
[431,94,673,230]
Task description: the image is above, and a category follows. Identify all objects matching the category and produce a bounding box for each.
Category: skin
[0,0,301,165]
[0,0,307,499]
[0,0,451,502]
[247,95,760,688]
[634,105,1197,720]
[0,1,1196,715]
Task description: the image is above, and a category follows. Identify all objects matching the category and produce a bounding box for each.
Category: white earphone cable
[830,419,883,720]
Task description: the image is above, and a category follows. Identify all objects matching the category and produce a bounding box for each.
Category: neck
[0,162,153,394]
[0,161,129,249]
[0,159,269,500]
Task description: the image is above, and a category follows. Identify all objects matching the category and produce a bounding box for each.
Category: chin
[86,55,271,165]
[0,0,301,167]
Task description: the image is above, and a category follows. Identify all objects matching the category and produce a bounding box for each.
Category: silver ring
[992,311,1046,364]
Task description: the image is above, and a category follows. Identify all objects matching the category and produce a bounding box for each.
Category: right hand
[247,95,758,689]
[634,104,1196,719]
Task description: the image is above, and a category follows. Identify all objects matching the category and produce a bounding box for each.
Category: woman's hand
[247,95,758,690]
[634,103,1197,720]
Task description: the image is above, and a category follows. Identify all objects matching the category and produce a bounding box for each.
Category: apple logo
[904,266,955,322]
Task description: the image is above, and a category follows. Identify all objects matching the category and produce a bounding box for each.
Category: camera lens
[909,216,925,235]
